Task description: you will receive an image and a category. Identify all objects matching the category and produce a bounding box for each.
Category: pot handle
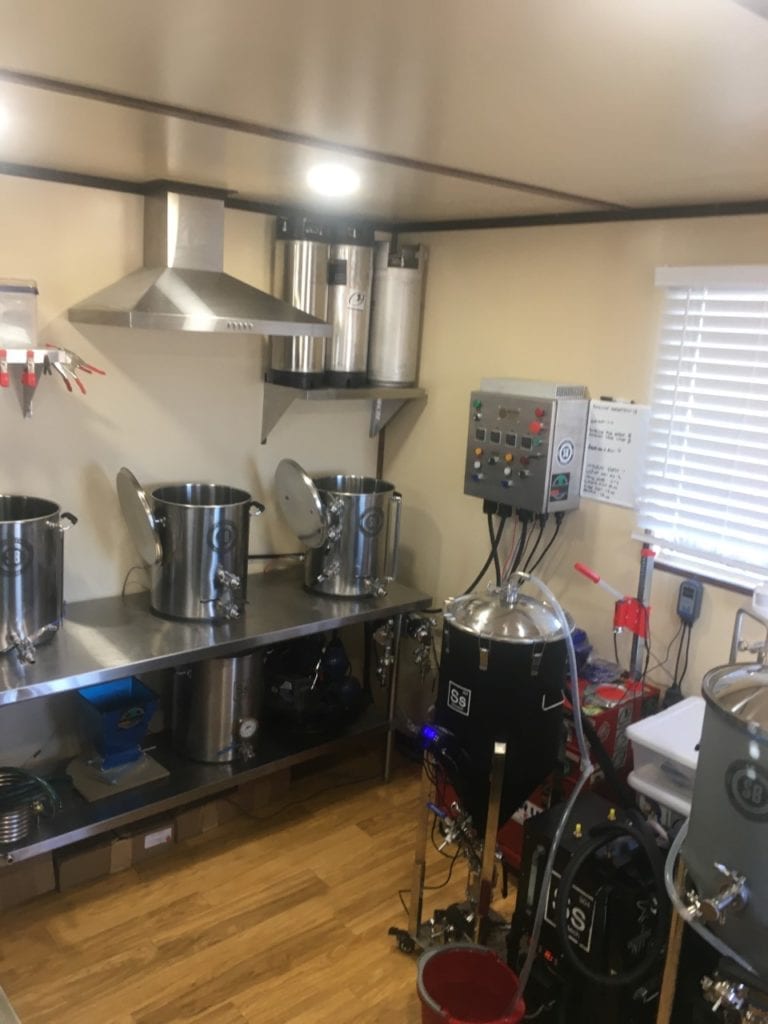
[57,512,78,532]
[249,500,266,517]
[384,492,402,582]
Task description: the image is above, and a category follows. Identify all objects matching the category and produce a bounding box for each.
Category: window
[635,266,768,588]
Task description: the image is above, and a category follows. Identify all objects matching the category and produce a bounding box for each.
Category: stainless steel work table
[0,567,432,864]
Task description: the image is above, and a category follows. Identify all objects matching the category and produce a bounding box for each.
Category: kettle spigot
[365,578,388,598]
[214,568,242,620]
[9,632,36,664]
[687,863,749,926]
[315,561,340,585]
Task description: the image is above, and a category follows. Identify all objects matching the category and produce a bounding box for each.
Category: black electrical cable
[528,513,564,574]
[463,515,506,594]
[648,623,683,681]
[488,512,502,586]
[523,516,547,572]
[678,624,692,688]
[570,711,636,810]
[554,815,669,988]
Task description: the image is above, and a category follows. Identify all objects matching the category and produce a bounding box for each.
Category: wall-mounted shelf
[260,382,427,443]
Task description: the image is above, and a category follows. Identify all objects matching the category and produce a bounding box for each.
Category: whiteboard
[580,400,650,508]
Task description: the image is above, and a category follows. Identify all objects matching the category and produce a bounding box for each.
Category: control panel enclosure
[463,382,589,514]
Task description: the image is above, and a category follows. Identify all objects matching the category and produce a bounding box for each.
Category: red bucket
[417,944,525,1024]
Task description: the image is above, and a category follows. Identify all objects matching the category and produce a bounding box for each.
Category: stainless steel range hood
[68,189,331,336]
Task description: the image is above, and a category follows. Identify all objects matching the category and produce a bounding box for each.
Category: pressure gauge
[238,718,258,739]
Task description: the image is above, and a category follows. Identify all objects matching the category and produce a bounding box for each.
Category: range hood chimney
[68,188,331,336]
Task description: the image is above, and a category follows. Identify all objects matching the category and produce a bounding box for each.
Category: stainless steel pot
[117,469,265,621]
[0,495,77,662]
[275,460,401,598]
[172,651,264,763]
[684,651,768,978]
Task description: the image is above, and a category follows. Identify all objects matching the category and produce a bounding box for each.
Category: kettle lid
[275,459,326,549]
[444,588,569,643]
[116,466,163,565]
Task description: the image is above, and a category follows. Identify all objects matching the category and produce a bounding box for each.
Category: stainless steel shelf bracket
[260,381,426,443]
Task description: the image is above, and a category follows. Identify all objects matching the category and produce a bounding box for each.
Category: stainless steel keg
[368,241,427,387]
[269,216,329,389]
[0,495,77,662]
[172,651,264,763]
[326,226,374,387]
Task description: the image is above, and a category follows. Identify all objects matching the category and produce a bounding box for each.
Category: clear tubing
[663,819,757,975]
[510,572,594,1007]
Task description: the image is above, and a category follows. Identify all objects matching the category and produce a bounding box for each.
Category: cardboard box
[54,833,136,891]
[174,796,240,842]
[231,771,291,814]
[0,853,55,910]
[113,814,175,864]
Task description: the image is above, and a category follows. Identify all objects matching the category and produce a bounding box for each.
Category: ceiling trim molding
[3,159,767,234]
[390,200,768,233]
[0,67,625,211]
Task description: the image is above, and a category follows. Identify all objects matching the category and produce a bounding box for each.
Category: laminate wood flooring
[0,754,516,1024]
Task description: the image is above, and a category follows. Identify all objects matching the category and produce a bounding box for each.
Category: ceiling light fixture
[306,162,361,198]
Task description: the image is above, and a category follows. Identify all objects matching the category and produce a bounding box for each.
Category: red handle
[574,561,600,584]
[21,350,36,388]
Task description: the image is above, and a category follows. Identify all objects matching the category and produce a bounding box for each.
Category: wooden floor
[0,751,515,1024]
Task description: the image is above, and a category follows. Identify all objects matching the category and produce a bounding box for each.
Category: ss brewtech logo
[726,759,768,821]
[447,680,472,717]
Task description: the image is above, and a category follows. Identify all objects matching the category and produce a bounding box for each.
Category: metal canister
[268,216,329,389]
[368,241,427,387]
[0,495,77,662]
[684,656,768,977]
[326,225,374,387]
[172,651,264,763]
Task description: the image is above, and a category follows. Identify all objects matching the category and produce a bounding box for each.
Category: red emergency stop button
[528,421,544,435]
[535,407,546,418]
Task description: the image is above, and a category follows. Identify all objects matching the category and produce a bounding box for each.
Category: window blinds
[635,266,768,587]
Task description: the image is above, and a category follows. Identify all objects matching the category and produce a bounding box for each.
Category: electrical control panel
[463,379,590,514]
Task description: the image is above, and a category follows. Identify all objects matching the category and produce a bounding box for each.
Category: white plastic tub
[626,696,705,816]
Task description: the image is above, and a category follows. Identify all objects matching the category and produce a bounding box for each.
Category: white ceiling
[0,0,767,223]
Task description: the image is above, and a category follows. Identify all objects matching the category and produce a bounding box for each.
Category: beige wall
[3,173,766,697]
[0,176,378,602]
[385,215,768,696]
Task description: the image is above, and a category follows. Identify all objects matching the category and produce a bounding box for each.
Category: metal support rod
[630,545,655,680]
[656,860,687,1024]
[474,740,507,944]
[408,752,436,937]
[383,613,404,782]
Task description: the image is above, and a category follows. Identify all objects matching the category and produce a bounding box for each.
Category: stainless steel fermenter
[117,469,265,621]
[275,460,401,598]
[0,495,77,662]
